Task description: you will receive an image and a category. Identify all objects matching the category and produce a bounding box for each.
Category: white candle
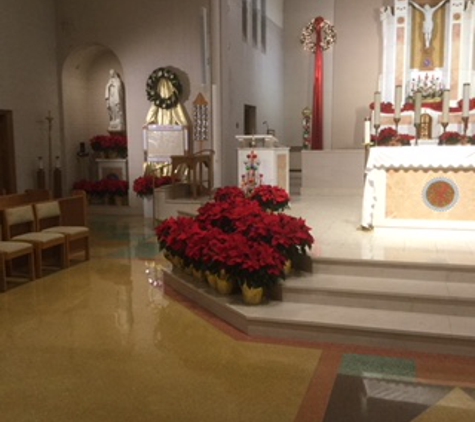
[364,118,371,144]
[442,89,450,123]
[55,156,60,168]
[374,91,381,126]
[38,156,43,170]
[462,83,470,117]
[394,85,402,119]
[414,91,422,124]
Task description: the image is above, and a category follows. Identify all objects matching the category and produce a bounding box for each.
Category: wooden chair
[170,149,214,199]
[33,200,90,264]
[0,241,35,292]
[2,205,68,278]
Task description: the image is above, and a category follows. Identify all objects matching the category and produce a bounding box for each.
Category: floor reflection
[1,211,475,421]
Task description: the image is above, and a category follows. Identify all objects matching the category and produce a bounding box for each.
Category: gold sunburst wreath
[146,68,183,110]
[300,18,337,53]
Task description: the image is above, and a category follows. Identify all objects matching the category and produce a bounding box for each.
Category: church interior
[2,0,475,420]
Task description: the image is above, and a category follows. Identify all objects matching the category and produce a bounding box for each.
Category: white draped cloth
[361,146,475,228]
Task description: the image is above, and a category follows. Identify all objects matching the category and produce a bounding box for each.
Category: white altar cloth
[361,146,475,228]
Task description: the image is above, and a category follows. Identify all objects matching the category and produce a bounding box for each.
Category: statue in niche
[409,0,447,49]
[105,69,125,132]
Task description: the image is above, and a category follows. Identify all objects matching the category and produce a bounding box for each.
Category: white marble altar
[361,146,475,229]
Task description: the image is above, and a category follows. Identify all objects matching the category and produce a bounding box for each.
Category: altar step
[281,257,475,316]
[289,170,302,196]
[164,257,475,357]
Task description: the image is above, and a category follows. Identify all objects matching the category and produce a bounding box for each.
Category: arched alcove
[61,44,125,191]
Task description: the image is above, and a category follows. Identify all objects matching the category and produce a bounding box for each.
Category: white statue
[105,69,125,132]
[410,0,447,49]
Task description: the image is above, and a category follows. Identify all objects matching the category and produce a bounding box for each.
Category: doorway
[244,104,256,135]
[0,110,16,194]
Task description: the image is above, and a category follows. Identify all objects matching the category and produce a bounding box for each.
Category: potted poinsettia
[89,134,128,158]
[133,175,173,198]
[371,127,414,146]
[439,131,463,145]
[213,186,246,202]
[156,194,315,305]
[250,185,290,212]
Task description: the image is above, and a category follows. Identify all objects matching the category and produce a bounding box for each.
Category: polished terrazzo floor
[1,200,475,421]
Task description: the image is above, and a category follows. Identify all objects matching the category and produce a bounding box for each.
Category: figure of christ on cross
[409,0,447,49]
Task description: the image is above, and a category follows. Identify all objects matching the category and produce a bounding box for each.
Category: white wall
[283,0,393,150]
[62,46,122,186]
[220,0,285,186]
[283,0,334,148]
[56,0,211,209]
[1,0,396,194]
[331,0,387,149]
[0,0,60,192]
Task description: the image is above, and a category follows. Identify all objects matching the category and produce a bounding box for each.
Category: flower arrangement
[72,179,129,198]
[132,175,173,198]
[250,185,290,212]
[103,179,129,196]
[371,127,413,146]
[437,131,475,145]
[89,134,128,158]
[213,186,246,202]
[156,195,314,295]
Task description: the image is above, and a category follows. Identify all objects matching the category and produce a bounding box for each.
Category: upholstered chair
[0,241,35,292]
[2,204,67,278]
[33,201,90,263]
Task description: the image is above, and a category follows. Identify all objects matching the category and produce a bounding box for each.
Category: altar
[361,146,475,230]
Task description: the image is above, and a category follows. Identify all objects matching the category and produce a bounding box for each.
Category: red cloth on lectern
[311,17,325,150]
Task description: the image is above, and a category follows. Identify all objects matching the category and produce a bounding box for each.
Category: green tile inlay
[340,354,416,381]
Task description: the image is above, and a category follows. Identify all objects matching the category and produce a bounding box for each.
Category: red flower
[439,131,463,145]
[89,135,128,156]
[133,175,173,197]
[156,187,315,289]
[250,185,290,212]
[213,186,246,202]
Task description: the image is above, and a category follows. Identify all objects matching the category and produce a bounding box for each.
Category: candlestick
[462,83,470,118]
[374,91,381,127]
[45,111,54,188]
[414,91,422,125]
[364,118,371,145]
[442,89,450,124]
[394,85,402,119]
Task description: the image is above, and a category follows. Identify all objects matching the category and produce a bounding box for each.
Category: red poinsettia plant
[103,179,129,196]
[371,127,413,147]
[72,179,128,197]
[439,131,464,145]
[156,195,314,290]
[89,134,128,157]
[249,185,290,212]
[213,186,246,202]
[133,175,173,198]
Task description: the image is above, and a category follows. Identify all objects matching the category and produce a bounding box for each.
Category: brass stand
[373,124,380,139]
[53,166,62,198]
[37,169,46,190]
[462,116,469,135]
[440,122,448,144]
[414,123,421,146]
[393,117,401,132]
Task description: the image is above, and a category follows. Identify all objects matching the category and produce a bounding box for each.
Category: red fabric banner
[311,17,325,150]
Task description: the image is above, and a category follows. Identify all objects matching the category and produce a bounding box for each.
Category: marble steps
[164,255,475,356]
[289,170,302,196]
[280,258,475,316]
